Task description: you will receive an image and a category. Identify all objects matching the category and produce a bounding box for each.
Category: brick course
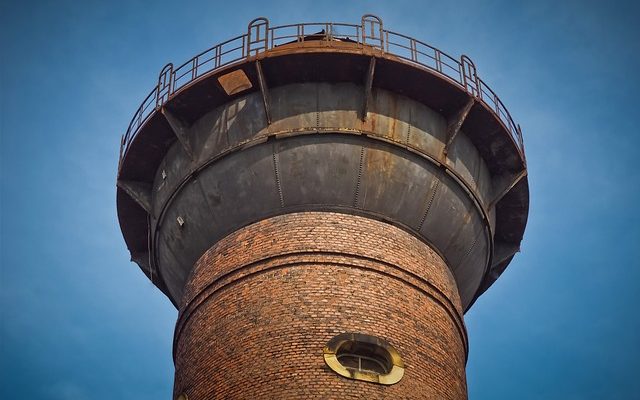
[173,212,468,399]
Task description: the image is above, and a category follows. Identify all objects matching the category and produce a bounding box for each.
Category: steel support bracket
[443,97,475,155]
[255,60,272,125]
[361,57,376,121]
[161,107,195,160]
[117,180,153,214]
[489,169,527,209]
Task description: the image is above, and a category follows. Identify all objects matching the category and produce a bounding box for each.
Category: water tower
[116,15,528,399]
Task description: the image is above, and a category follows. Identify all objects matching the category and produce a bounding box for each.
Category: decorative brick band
[173,212,468,399]
[174,251,468,360]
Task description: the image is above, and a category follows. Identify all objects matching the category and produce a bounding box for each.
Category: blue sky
[1,0,638,398]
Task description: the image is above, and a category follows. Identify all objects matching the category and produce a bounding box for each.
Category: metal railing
[119,15,525,165]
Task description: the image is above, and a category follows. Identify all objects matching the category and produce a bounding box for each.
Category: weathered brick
[173,212,467,399]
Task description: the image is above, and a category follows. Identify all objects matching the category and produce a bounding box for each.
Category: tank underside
[117,43,529,311]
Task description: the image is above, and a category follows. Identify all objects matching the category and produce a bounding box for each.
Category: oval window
[323,333,404,385]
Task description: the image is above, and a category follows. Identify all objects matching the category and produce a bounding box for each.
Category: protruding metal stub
[444,97,475,155]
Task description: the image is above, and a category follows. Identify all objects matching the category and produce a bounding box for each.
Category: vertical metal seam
[418,175,441,231]
[272,144,285,207]
[471,154,481,190]
[405,109,412,145]
[353,146,365,207]
[457,224,484,270]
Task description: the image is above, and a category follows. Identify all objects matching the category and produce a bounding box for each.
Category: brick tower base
[173,212,468,399]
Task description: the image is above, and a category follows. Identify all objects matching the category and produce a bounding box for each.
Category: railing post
[137,105,143,126]
[214,45,221,68]
[411,39,417,62]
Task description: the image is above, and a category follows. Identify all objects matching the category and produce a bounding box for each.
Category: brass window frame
[323,332,405,385]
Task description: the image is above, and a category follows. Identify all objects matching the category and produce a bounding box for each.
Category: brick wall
[173,212,468,399]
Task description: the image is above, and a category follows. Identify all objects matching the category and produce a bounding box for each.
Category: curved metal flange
[150,130,493,308]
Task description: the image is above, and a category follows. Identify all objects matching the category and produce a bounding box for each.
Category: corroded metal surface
[116,16,529,310]
[118,15,524,169]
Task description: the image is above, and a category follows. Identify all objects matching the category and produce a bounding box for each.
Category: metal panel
[269,84,317,132]
[277,135,362,207]
[157,143,281,301]
[445,211,486,272]
[446,131,492,206]
[358,142,438,230]
[152,136,194,213]
[225,95,269,145]
[317,83,361,129]
[364,89,413,144]
[418,172,477,265]
[455,229,490,305]
[406,101,447,157]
